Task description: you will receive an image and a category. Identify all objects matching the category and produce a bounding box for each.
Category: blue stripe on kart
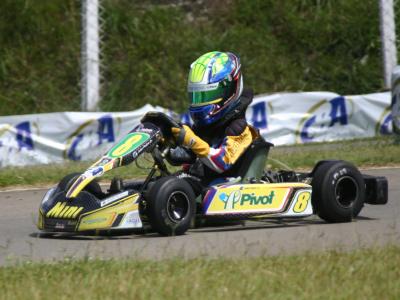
[202,188,217,213]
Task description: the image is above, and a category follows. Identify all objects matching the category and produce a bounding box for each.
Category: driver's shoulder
[225,118,248,136]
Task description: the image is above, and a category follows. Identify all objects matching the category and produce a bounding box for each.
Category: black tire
[58,172,103,198]
[146,176,196,236]
[311,160,365,223]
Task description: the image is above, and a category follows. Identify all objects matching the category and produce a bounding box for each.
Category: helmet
[187,51,243,127]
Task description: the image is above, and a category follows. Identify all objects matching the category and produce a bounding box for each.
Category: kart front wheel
[146,176,196,236]
[58,172,103,198]
[311,160,365,223]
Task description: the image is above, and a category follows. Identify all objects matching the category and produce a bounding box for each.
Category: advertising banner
[245,91,392,145]
[0,104,165,167]
[0,92,392,167]
[391,66,400,134]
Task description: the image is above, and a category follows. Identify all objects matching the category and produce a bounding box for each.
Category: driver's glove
[171,125,210,157]
[166,146,197,166]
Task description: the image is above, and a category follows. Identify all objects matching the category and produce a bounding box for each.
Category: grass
[0,136,398,188]
[0,245,399,299]
[268,135,400,170]
[0,157,151,188]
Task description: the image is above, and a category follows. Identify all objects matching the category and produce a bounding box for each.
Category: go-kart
[37,112,388,236]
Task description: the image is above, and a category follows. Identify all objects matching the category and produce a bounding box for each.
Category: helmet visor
[188,80,234,107]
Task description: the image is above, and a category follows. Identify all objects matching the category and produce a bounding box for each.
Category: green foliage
[0,0,393,115]
[1,246,400,299]
[0,0,81,115]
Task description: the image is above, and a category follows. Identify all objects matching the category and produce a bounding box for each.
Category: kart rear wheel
[311,160,365,223]
[146,176,196,236]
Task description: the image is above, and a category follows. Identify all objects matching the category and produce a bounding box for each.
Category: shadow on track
[30,215,377,240]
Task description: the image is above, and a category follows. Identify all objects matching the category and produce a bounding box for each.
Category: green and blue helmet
[188,51,243,127]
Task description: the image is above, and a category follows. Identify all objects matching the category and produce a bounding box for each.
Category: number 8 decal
[112,135,142,157]
[108,132,150,158]
[293,191,311,213]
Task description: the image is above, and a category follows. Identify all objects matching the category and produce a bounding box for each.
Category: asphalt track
[0,168,399,265]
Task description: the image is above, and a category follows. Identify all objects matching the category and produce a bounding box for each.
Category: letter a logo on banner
[97,115,115,145]
[251,102,268,129]
[16,121,34,150]
[329,97,348,127]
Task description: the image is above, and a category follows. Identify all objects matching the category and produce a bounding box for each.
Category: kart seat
[229,136,273,181]
[204,136,273,183]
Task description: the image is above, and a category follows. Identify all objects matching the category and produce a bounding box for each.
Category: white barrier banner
[0,92,392,167]
[391,66,400,133]
[0,104,165,167]
[243,91,392,145]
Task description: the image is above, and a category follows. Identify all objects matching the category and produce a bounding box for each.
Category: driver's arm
[172,122,253,173]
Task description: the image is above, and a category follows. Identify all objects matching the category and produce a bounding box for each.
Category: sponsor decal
[188,138,196,148]
[84,166,104,177]
[119,211,142,228]
[65,114,119,161]
[205,184,295,214]
[134,126,155,134]
[15,121,35,150]
[176,173,201,181]
[100,191,129,207]
[376,107,393,135]
[107,132,150,158]
[392,81,400,134]
[55,223,66,229]
[1,93,393,168]
[132,151,138,159]
[250,101,268,129]
[82,217,108,225]
[46,202,83,219]
[219,190,275,210]
[296,96,352,143]
[98,157,112,165]
[0,121,39,164]
[292,191,311,213]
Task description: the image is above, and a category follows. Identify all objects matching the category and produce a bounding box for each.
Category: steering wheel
[141,111,181,139]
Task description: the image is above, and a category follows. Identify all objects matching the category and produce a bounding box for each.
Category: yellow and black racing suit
[171,89,258,184]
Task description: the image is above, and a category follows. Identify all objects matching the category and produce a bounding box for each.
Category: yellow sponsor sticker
[77,194,139,231]
[293,191,311,213]
[46,202,83,219]
[206,184,298,214]
[79,213,116,231]
[108,132,149,158]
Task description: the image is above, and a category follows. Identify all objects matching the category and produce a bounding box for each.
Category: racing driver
[169,51,259,185]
